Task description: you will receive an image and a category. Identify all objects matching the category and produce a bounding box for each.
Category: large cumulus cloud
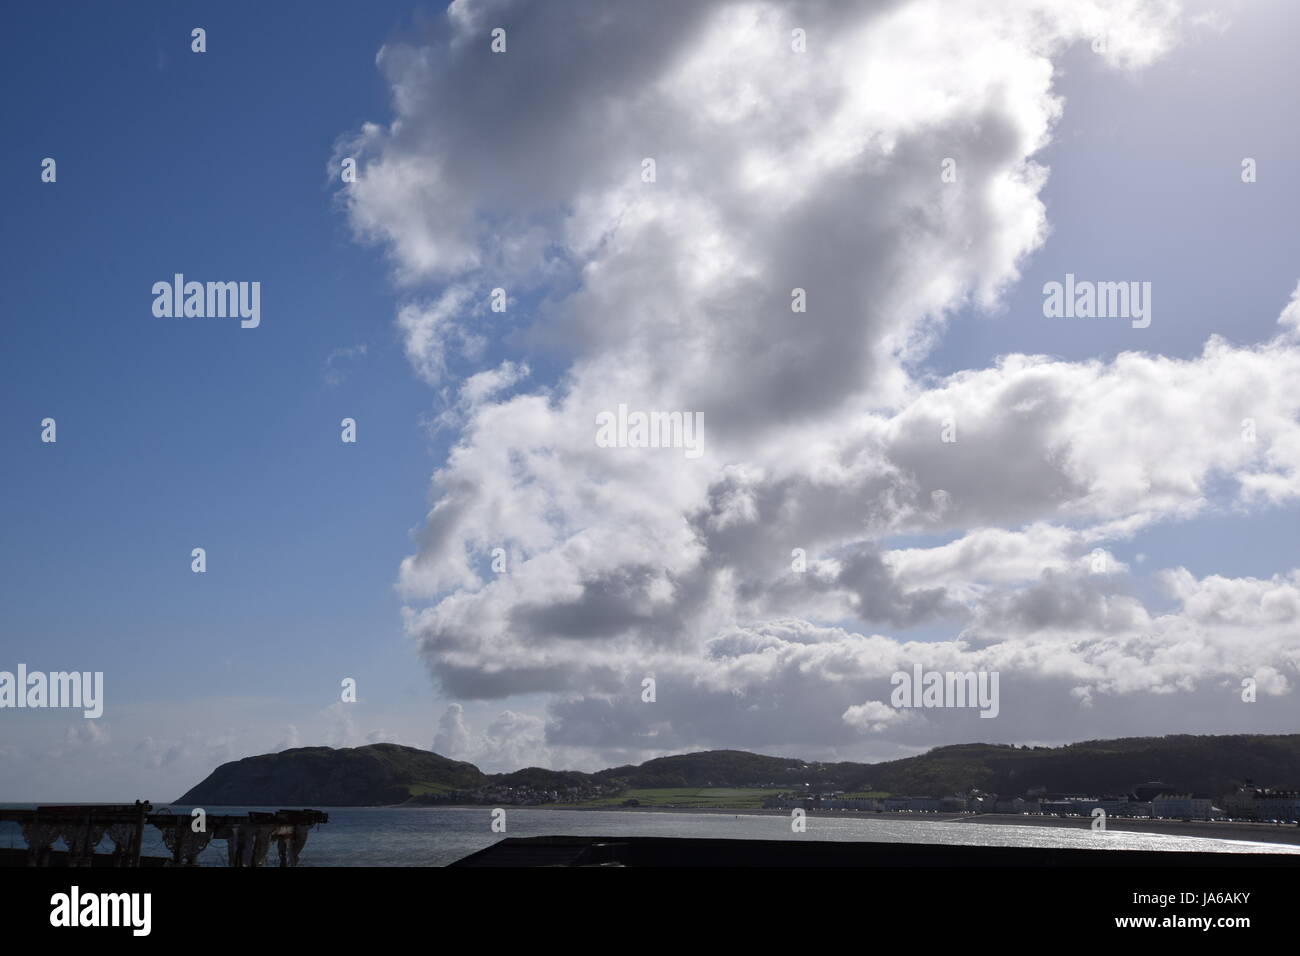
[334,0,1300,768]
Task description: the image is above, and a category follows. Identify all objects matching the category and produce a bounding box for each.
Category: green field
[406,781,459,796]
[557,788,784,809]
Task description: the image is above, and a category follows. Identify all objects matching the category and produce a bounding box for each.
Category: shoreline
[958,812,1300,846]
[430,803,1300,846]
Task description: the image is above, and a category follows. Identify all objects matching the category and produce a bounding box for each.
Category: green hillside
[178,743,485,806]
[177,734,1300,807]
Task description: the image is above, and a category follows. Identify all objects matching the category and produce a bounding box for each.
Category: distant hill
[177,743,485,806]
[860,736,1300,798]
[177,734,1300,806]
[594,736,1300,795]
[595,749,812,788]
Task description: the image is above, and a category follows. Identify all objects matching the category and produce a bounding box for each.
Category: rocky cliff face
[177,743,485,806]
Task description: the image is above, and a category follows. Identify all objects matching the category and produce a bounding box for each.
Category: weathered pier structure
[0,802,328,867]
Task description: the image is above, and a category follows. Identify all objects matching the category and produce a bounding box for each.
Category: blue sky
[3,0,1300,801]
[3,2,448,796]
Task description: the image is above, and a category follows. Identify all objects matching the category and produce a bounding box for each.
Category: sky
[2,0,1299,801]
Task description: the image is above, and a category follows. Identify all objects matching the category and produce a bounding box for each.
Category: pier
[0,802,328,867]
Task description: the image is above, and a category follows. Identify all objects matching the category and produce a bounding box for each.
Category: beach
[535,803,1300,847]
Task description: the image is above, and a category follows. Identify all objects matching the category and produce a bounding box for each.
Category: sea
[4,805,1299,866]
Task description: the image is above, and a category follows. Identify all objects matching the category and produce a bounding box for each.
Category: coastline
[958,812,1300,846]
[169,801,1300,848]
[502,804,1300,846]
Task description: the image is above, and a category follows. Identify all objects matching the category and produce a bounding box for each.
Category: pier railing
[0,802,328,867]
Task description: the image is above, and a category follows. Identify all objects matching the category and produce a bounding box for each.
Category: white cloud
[842,699,915,733]
[323,344,368,386]
[330,0,1300,767]
[434,703,551,771]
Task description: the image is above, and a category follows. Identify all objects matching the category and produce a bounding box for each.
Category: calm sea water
[4,805,1298,866]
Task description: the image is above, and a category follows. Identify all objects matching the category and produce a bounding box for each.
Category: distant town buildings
[762,781,1300,823]
[1222,786,1300,822]
[1151,794,1216,821]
